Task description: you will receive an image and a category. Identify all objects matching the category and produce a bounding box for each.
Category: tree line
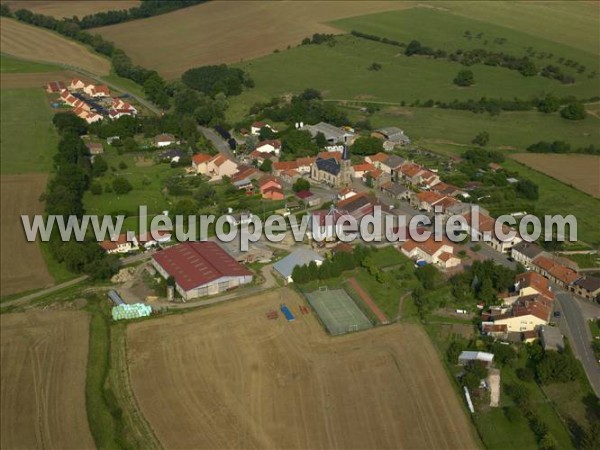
[527,140,599,155]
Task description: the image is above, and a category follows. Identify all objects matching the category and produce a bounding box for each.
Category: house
[301,122,354,144]
[100,234,138,254]
[461,210,522,253]
[569,276,600,301]
[381,155,405,177]
[400,236,461,269]
[152,242,253,300]
[380,182,410,200]
[136,229,172,249]
[398,163,425,185]
[255,139,282,156]
[69,78,87,90]
[531,256,580,287]
[272,160,298,175]
[83,84,110,97]
[154,134,178,148]
[337,187,357,201]
[273,247,324,283]
[430,182,465,198]
[310,207,352,242]
[511,242,545,268]
[280,168,300,184]
[413,191,447,212]
[259,175,284,200]
[331,242,353,255]
[85,142,104,155]
[45,81,66,93]
[514,272,554,300]
[206,154,238,181]
[191,153,212,174]
[296,190,322,207]
[419,170,440,189]
[365,152,389,169]
[251,121,273,136]
[492,294,553,332]
[363,168,391,189]
[481,323,508,340]
[296,156,316,174]
[311,148,352,187]
[371,127,411,147]
[352,162,375,178]
[84,112,103,124]
[458,351,494,367]
[540,326,564,351]
[60,90,80,106]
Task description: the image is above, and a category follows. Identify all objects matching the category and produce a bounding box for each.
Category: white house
[154,133,178,148]
[100,234,139,254]
[255,139,282,157]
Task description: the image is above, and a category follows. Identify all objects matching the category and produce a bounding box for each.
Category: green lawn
[0,54,62,73]
[0,88,59,174]
[565,253,600,269]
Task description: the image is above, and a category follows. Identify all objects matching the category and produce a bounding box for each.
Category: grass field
[0,174,54,297]
[0,88,58,174]
[0,54,62,73]
[93,0,414,79]
[0,17,110,75]
[127,288,480,449]
[511,153,600,198]
[0,310,94,449]
[2,0,140,18]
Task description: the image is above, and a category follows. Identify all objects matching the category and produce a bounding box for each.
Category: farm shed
[273,247,324,283]
[458,351,494,367]
[152,242,253,300]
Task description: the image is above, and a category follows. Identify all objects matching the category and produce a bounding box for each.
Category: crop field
[0,174,53,297]
[127,288,479,449]
[511,153,600,198]
[0,310,94,449]
[93,0,414,79]
[2,0,140,18]
[0,17,110,75]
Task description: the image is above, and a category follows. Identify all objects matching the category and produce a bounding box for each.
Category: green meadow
[0,88,59,174]
[0,54,62,73]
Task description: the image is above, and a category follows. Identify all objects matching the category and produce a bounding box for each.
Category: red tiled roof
[353,162,375,172]
[462,211,496,233]
[153,242,251,291]
[369,152,389,163]
[100,234,132,251]
[516,272,554,299]
[317,151,341,160]
[273,161,299,171]
[401,163,423,178]
[401,236,454,257]
[533,256,556,272]
[295,190,314,199]
[482,324,507,333]
[417,191,445,205]
[548,264,580,285]
[192,153,211,164]
[296,156,316,166]
[256,139,281,150]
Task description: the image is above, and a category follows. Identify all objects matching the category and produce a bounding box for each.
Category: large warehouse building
[152,242,253,300]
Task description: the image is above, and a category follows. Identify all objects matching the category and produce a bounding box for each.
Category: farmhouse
[301,122,354,144]
[371,127,411,147]
[273,247,324,283]
[152,242,253,300]
[569,276,600,301]
[100,234,138,254]
[458,351,494,367]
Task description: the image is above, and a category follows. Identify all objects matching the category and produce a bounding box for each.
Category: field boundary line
[346,277,389,324]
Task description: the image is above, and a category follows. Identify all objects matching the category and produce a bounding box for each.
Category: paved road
[554,289,600,397]
[198,126,237,161]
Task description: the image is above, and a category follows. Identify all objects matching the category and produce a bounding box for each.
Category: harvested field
[511,153,600,198]
[0,310,94,450]
[0,17,110,75]
[2,0,140,18]
[0,174,53,296]
[128,288,478,449]
[93,0,414,79]
[0,70,84,88]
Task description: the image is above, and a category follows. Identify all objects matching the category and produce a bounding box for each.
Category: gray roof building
[511,242,545,260]
[540,325,564,351]
[273,247,324,281]
[301,122,354,144]
[375,127,411,144]
[384,155,405,170]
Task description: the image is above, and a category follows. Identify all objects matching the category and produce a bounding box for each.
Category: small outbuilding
[273,247,324,283]
[540,325,565,352]
[458,351,494,367]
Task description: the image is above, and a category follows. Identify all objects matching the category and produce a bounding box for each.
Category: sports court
[304,288,373,336]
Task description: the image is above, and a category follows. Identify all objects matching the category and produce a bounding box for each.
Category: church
[310,147,352,187]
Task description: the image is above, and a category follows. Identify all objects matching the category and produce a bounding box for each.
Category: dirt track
[0,310,94,450]
[94,1,414,79]
[1,17,110,76]
[128,288,479,449]
[1,174,53,296]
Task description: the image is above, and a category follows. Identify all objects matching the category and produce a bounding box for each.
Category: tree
[91,155,108,177]
[292,178,310,193]
[537,94,560,113]
[259,158,272,172]
[282,129,318,157]
[52,112,88,135]
[415,264,442,290]
[472,131,490,146]
[123,137,138,152]
[516,179,539,200]
[454,70,475,87]
[446,341,465,364]
[405,40,422,56]
[560,102,586,120]
[315,131,327,148]
[172,198,198,217]
[351,136,383,155]
[112,177,132,195]
[368,62,382,71]
[90,179,103,195]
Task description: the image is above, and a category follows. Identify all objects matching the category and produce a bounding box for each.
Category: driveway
[554,289,600,396]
